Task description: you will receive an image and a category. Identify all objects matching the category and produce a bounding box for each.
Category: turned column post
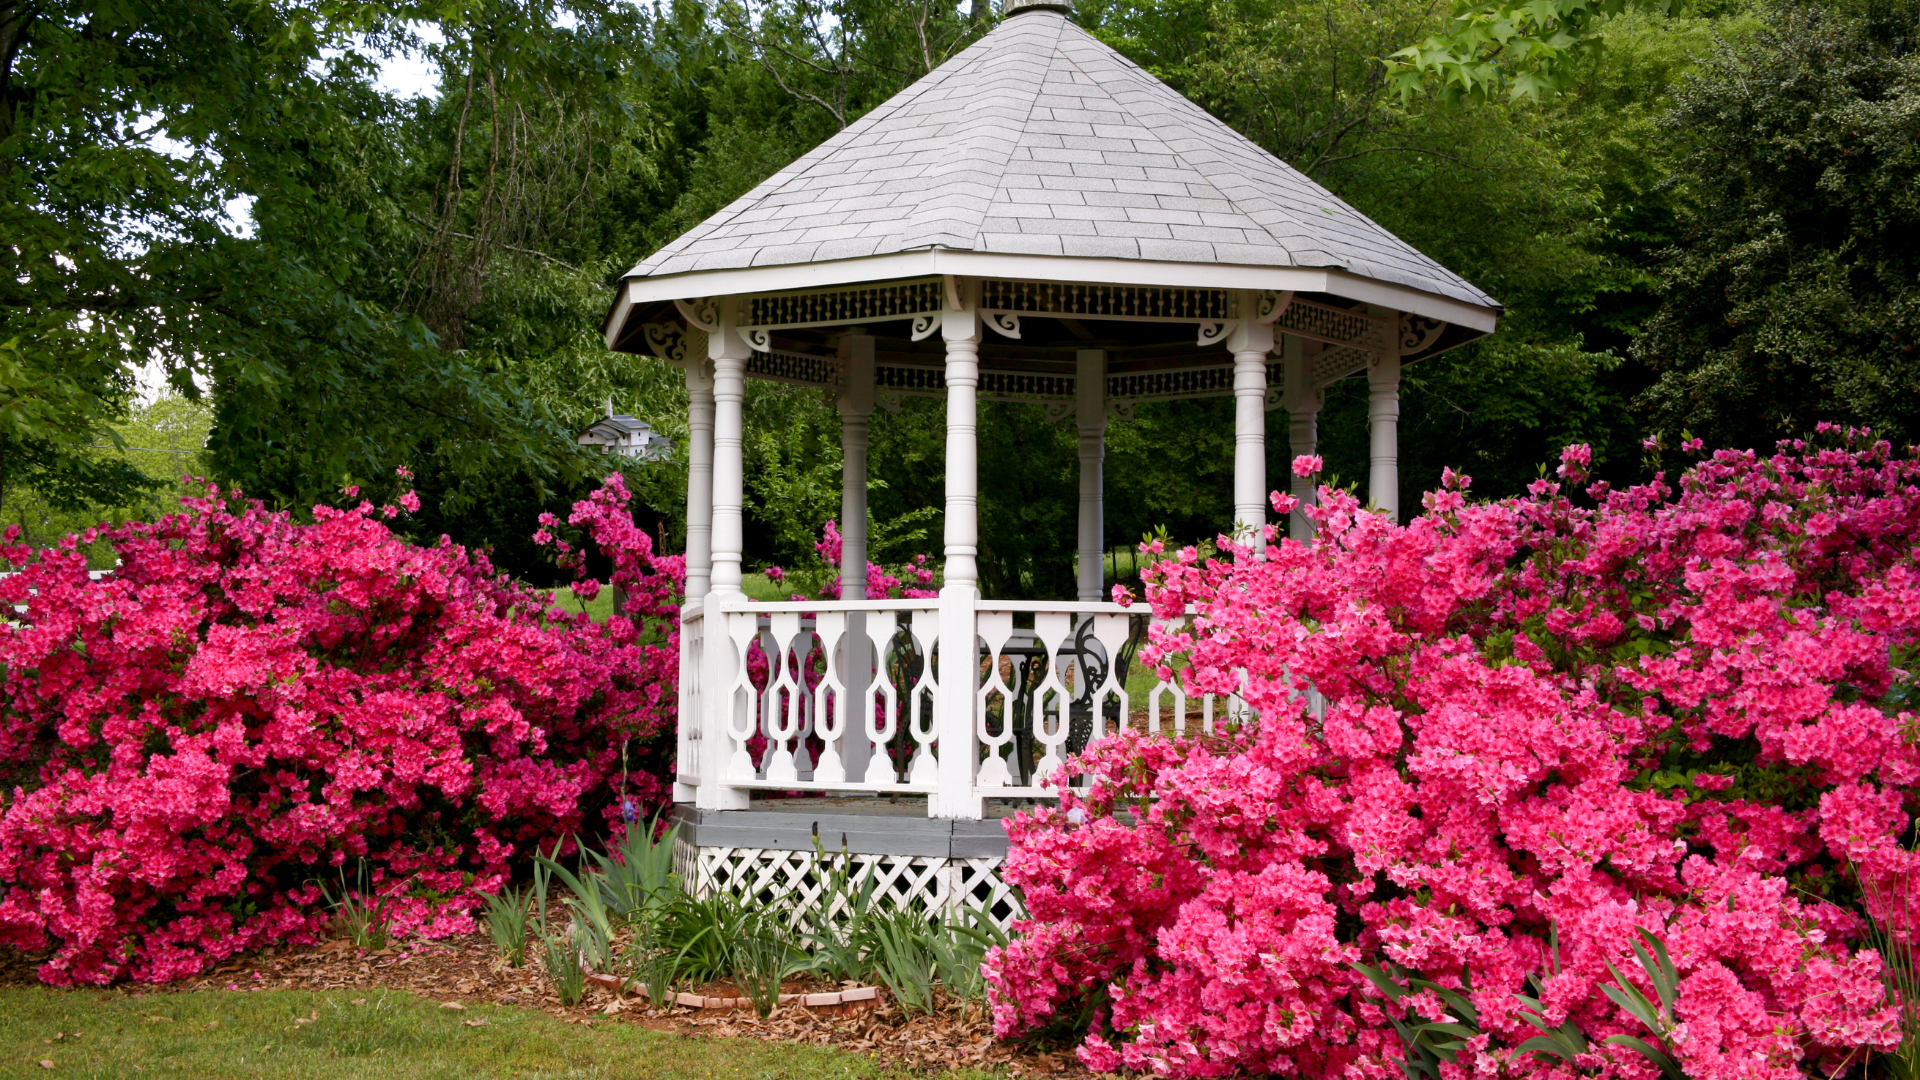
[1075,349,1106,602]
[1280,334,1321,542]
[933,280,983,820]
[1366,305,1402,522]
[1230,292,1276,548]
[835,332,876,784]
[674,341,714,804]
[698,300,752,811]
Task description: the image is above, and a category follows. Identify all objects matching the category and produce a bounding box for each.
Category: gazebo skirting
[670,798,1025,929]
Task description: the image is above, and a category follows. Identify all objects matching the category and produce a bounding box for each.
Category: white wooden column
[682,348,715,601]
[837,334,875,600]
[836,332,876,784]
[708,304,750,598]
[1280,334,1320,542]
[1367,316,1402,522]
[1230,292,1276,544]
[1075,349,1106,602]
[934,280,983,820]
[699,300,751,811]
[674,345,714,805]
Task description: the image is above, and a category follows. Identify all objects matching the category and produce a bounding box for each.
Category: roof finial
[1004,0,1072,15]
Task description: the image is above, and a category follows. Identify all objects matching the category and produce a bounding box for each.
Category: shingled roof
[622,5,1496,311]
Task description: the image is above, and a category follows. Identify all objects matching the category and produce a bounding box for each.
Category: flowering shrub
[0,475,679,985]
[989,431,1920,1080]
[759,520,938,602]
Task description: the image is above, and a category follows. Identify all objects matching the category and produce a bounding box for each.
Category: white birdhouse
[578,402,673,461]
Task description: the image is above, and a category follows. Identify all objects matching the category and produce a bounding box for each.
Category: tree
[0,0,651,542]
[1632,0,1920,450]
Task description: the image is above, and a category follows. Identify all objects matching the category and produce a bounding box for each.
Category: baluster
[1029,613,1075,790]
[812,611,849,783]
[762,613,806,782]
[907,608,941,786]
[863,614,903,786]
[1090,614,1132,741]
[974,612,1017,787]
[724,612,761,781]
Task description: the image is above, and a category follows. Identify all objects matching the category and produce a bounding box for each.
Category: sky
[371,28,446,99]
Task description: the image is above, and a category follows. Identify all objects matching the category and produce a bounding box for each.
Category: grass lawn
[0,988,981,1080]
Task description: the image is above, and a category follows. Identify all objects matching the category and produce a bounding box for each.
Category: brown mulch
[0,934,1091,1077]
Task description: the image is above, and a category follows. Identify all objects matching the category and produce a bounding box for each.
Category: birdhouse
[577,406,673,460]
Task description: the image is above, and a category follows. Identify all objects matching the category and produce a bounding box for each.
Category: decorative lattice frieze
[1107,365,1233,401]
[876,364,946,394]
[979,371,1073,399]
[747,349,837,387]
[743,280,944,329]
[1273,297,1393,352]
[982,281,1236,321]
[672,841,1023,931]
[1311,345,1372,388]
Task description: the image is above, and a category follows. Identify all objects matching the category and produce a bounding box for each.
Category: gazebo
[602,0,1497,920]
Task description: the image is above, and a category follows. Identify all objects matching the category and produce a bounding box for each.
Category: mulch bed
[0,935,1091,1077]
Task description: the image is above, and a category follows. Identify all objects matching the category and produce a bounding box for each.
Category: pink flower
[0,475,680,985]
[1292,455,1324,478]
[990,428,1920,1079]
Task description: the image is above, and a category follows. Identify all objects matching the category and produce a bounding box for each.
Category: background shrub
[0,474,677,985]
[990,431,1920,1080]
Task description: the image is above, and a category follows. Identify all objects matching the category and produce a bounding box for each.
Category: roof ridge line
[1052,24,1324,268]
[897,13,1069,253]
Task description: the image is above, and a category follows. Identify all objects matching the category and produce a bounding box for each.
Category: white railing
[682,595,1244,818]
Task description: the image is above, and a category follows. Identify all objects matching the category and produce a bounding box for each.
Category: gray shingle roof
[625,10,1496,310]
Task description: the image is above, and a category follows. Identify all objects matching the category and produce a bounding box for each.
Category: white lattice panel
[672,840,1023,930]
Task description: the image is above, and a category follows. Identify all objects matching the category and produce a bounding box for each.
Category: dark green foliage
[1633,0,1920,451]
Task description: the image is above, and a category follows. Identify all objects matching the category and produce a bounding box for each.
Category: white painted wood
[1280,333,1321,542]
[682,351,715,602]
[1075,348,1106,602]
[1366,304,1402,522]
[837,334,876,600]
[673,608,703,803]
[675,340,714,804]
[612,256,1498,340]
[1230,292,1275,545]
[940,286,981,593]
[837,333,876,783]
[709,301,751,598]
[935,282,984,819]
[699,300,752,811]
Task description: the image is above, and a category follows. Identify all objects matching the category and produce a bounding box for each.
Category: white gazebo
[602,0,1496,920]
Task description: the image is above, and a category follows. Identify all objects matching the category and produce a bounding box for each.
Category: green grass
[548,586,615,622]
[0,988,974,1080]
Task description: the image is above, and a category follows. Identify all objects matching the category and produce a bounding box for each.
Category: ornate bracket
[876,390,904,414]
[1197,321,1233,347]
[1255,290,1294,325]
[1399,314,1446,355]
[642,322,686,363]
[673,297,721,333]
[1106,400,1137,423]
[742,327,773,352]
[987,312,1021,339]
[910,313,940,342]
[1043,401,1075,424]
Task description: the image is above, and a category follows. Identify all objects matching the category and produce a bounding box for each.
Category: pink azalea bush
[0,475,679,985]
[989,430,1920,1080]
